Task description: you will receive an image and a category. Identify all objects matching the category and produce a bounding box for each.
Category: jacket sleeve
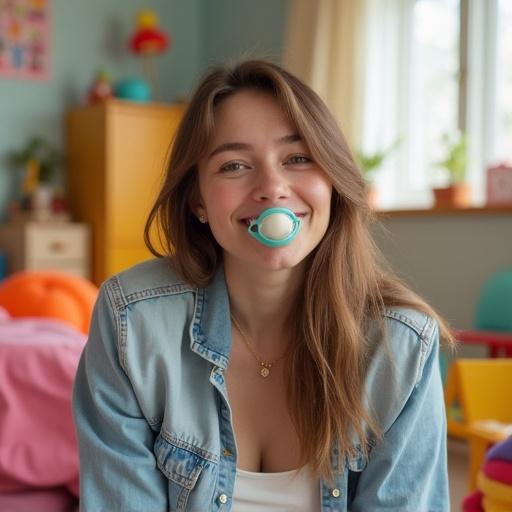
[72,282,168,512]
[350,321,449,512]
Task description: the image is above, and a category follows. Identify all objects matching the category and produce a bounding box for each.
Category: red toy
[87,70,113,104]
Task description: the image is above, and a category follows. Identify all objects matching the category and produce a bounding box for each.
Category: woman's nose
[252,164,290,202]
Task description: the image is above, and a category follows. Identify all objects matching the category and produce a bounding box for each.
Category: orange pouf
[0,271,98,334]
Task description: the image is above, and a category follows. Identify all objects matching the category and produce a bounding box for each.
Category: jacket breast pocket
[154,433,210,512]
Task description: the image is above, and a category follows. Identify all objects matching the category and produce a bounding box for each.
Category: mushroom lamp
[128,10,170,100]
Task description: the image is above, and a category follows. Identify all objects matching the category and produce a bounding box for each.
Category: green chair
[440,269,512,385]
[454,269,512,357]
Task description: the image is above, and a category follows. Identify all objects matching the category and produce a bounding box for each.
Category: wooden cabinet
[67,99,184,285]
[0,222,91,278]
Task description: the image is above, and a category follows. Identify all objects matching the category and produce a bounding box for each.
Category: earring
[199,215,207,223]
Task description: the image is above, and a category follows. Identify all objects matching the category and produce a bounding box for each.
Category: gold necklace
[230,314,287,378]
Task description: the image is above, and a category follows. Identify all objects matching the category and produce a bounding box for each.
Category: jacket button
[218,493,228,504]
[223,448,232,457]
[331,488,341,498]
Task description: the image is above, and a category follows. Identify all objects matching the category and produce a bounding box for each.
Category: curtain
[283,0,411,208]
[282,0,369,147]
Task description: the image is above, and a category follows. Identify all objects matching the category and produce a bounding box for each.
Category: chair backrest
[475,269,512,332]
[454,359,512,424]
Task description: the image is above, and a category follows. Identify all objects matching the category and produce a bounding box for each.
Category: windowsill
[376,204,512,217]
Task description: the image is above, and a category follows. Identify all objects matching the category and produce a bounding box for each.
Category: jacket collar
[190,264,232,368]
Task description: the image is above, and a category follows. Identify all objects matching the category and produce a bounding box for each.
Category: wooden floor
[448,436,471,511]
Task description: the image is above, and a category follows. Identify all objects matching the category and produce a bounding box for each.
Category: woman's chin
[255,257,301,272]
[225,245,308,273]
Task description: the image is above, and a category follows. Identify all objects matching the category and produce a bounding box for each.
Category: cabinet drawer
[26,225,89,261]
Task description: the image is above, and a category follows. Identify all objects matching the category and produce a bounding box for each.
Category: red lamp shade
[130,28,169,55]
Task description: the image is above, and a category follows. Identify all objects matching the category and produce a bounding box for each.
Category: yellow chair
[444,359,512,490]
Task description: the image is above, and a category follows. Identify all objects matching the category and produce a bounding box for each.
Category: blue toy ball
[115,78,152,102]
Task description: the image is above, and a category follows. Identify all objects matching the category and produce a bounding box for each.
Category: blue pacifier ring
[248,207,301,248]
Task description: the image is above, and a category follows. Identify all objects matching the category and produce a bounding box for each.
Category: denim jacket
[72,257,449,512]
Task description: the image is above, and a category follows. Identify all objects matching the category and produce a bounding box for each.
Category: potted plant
[7,136,66,220]
[356,139,401,208]
[432,132,471,209]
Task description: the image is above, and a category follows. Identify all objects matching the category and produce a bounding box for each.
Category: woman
[73,60,455,511]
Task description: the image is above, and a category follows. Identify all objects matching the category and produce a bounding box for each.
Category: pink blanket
[0,306,85,508]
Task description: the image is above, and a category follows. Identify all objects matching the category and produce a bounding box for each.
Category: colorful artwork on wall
[0,0,51,80]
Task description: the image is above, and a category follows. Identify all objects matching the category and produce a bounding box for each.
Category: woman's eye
[220,161,247,172]
[286,155,311,165]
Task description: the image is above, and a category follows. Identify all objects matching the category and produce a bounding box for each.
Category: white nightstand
[0,221,91,279]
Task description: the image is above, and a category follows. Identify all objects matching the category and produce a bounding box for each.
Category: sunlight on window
[496,0,512,161]
[410,0,459,188]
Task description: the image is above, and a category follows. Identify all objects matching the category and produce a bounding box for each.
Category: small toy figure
[87,71,113,105]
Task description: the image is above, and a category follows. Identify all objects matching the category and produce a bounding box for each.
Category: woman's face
[195,89,333,272]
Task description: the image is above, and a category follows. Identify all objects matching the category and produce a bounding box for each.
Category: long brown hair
[145,60,456,481]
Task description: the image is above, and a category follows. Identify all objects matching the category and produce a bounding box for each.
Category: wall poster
[0,0,51,80]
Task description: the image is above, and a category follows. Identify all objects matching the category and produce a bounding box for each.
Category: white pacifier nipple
[259,213,295,240]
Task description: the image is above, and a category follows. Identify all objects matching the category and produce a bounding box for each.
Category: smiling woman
[73,60,456,512]
[193,89,332,272]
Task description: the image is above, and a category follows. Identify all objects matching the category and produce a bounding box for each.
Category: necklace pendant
[260,364,271,378]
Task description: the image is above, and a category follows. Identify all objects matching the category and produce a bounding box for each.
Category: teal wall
[202,0,289,67]
[0,0,288,219]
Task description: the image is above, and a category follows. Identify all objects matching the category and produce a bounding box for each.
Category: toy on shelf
[86,70,113,105]
[486,163,512,206]
[115,77,151,103]
[127,9,170,101]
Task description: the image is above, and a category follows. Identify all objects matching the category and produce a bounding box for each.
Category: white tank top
[232,466,321,511]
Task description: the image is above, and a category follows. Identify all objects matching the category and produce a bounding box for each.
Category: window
[408,0,460,192]
[495,0,512,162]
[363,0,511,209]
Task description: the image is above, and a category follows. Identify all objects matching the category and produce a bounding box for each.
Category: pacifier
[248,207,301,247]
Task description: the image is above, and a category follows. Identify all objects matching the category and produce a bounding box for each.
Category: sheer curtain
[282,0,369,148]
[283,0,408,208]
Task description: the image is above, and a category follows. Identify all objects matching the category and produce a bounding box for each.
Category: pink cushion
[0,308,85,496]
[0,488,78,512]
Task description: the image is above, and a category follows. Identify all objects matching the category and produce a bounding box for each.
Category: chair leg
[468,438,491,491]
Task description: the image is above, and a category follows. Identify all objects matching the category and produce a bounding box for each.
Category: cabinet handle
[49,241,67,253]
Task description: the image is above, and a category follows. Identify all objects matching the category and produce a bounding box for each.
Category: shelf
[376,205,512,217]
